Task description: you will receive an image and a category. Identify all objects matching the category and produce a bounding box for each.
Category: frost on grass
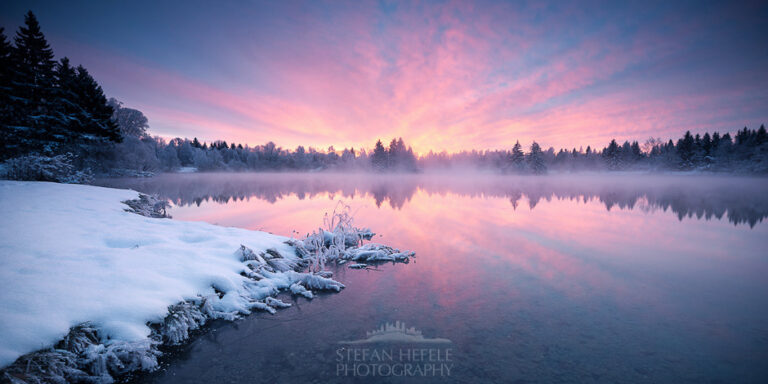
[122,193,171,218]
[0,183,413,384]
[290,201,414,274]
[1,324,160,384]
[1,153,93,184]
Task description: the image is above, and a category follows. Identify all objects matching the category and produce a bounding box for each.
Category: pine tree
[631,141,642,160]
[0,27,13,159]
[702,132,712,155]
[603,139,621,170]
[527,141,547,174]
[712,132,721,149]
[8,11,58,156]
[371,139,387,170]
[72,65,121,143]
[53,57,80,144]
[510,140,525,172]
[757,125,767,145]
[676,131,695,168]
[386,138,398,168]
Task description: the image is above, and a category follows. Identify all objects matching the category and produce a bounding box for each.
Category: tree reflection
[96,173,768,227]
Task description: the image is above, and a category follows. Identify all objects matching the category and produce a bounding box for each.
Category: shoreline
[0,181,412,384]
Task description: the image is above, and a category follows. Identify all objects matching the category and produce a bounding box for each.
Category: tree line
[420,127,768,174]
[0,12,120,168]
[1,11,766,177]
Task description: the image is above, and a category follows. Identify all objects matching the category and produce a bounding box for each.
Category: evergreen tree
[603,139,621,170]
[630,141,642,160]
[676,131,695,168]
[712,132,721,149]
[371,139,387,170]
[386,138,398,168]
[510,140,525,172]
[7,11,58,157]
[72,65,120,143]
[702,132,712,155]
[527,141,547,174]
[757,125,767,145]
[52,57,80,144]
[0,27,13,158]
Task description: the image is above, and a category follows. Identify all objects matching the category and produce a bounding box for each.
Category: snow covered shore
[0,181,412,383]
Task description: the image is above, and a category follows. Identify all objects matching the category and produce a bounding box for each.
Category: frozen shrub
[294,201,412,272]
[1,153,93,184]
[122,194,171,218]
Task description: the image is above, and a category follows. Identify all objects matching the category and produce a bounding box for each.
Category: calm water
[97,173,768,384]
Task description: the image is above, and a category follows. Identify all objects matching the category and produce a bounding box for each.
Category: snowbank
[0,181,382,382]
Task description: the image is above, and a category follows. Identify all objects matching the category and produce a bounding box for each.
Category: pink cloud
[64,1,766,154]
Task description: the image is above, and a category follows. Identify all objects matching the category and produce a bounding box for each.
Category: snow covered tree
[6,11,58,158]
[107,98,149,138]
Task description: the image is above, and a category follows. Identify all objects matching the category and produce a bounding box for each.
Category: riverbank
[0,181,411,383]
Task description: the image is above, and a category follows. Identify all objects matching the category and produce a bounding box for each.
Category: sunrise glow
[2,1,765,153]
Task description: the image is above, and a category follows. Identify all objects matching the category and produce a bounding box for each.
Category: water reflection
[111,173,768,383]
[97,173,768,227]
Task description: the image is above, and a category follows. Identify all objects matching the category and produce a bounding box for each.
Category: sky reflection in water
[99,173,768,383]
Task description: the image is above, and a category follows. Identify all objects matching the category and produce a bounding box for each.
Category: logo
[334,321,454,377]
[339,321,452,345]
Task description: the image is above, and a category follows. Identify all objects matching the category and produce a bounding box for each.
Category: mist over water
[99,172,768,227]
[98,173,768,383]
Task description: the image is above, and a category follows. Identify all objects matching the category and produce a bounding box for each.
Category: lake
[96,173,768,383]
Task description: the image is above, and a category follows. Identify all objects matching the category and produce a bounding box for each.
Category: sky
[1,0,766,153]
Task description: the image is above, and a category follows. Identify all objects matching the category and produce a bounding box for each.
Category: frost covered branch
[290,201,414,274]
[1,153,93,184]
[122,194,171,218]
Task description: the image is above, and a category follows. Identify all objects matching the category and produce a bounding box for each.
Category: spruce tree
[527,141,547,174]
[371,139,387,170]
[603,139,621,170]
[702,132,712,155]
[53,57,80,144]
[72,65,121,143]
[511,141,525,172]
[0,27,13,159]
[676,131,695,168]
[757,125,767,145]
[8,11,58,156]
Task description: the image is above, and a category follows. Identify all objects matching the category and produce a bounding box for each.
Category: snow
[176,166,198,173]
[0,181,315,369]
